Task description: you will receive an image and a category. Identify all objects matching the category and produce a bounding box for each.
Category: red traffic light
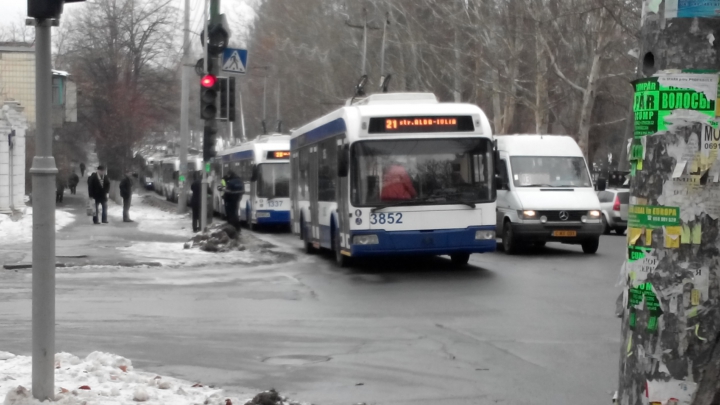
[201,74,216,88]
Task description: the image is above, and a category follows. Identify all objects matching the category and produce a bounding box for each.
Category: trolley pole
[617,6,720,403]
[178,0,191,213]
[30,19,57,401]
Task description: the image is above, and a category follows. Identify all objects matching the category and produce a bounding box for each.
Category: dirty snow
[0,208,74,244]
[107,195,193,237]
[0,351,248,405]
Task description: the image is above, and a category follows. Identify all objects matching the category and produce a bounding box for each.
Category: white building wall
[0,101,28,213]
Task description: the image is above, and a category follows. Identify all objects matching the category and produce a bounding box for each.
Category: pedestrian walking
[80,162,86,177]
[191,175,203,232]
[221,171,244,231]
[68,172,79,195]
[119,171,134,223]
[88,165,110,224]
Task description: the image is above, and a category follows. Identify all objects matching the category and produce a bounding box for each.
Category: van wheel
[334,229,351,267]
[602,215,611,235]
[582,238,599,254]
[502,222,519,255]
[450,253,470,267]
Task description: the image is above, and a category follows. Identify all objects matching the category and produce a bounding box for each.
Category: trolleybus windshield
[510,156,592,188]
[257,163,291,199]
[352,138,493,207]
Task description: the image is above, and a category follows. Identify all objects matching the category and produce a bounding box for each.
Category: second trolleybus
[290,92,496,266]
[212,134,292,229]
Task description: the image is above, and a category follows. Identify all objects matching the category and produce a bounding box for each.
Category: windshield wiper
[439,197,476,208]
[522,183,554,187]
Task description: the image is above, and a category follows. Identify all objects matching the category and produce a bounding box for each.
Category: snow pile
[0,352,305,405]
[186,223,244,253]
[0,208,74,244]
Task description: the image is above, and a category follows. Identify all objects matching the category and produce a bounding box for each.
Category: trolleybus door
[310,146,320,244]
[337,139,350,251]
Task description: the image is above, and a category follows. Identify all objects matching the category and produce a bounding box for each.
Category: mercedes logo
[559,211,570,221]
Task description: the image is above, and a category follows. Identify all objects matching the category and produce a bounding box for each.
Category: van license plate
[553,230,577,237]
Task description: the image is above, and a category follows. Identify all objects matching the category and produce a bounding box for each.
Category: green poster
[632,75,717,138]
[629,205,680,228]
[627,282,663,332]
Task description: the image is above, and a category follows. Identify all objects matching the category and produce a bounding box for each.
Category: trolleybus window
[318,139,337,202]
[510,156,591,188]
[352,138,493,206]
[257,164,291,199]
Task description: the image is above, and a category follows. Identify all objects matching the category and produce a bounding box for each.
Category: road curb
[3,261,162,270]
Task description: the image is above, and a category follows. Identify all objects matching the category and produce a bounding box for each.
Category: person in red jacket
[380,163,417,201]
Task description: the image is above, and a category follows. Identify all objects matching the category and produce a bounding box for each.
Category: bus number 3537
[370,212,404,225]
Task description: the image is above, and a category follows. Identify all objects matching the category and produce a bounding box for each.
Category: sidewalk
[0,167,193,269]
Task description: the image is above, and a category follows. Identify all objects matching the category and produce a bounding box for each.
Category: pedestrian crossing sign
[221,48,248,75]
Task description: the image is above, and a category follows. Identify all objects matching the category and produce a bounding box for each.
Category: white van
[495,135,603,254]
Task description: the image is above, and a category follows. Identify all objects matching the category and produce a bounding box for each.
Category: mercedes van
[495,135,603,254]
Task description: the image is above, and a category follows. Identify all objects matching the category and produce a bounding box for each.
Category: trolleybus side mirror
[494,175,505,191]
[338,144,350,177]
[250,164,259,182]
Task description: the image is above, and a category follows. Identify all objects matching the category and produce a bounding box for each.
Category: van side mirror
[494,175,506,191]
[338,144,349,177]
[597,178,607,191]
[250,164,259,182]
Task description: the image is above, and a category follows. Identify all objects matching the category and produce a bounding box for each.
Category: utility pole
[262,76,267,135]
[178,0,190,213]
[275,81,281,133]
[618,5,720,404]
[29,18,57,402]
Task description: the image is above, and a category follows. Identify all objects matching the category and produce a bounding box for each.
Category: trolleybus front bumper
[348,226,496,257]
[254,210,291,225]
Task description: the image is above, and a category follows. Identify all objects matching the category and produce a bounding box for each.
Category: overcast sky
[1,0,255,40]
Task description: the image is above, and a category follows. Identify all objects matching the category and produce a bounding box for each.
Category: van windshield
[509,156,592,188]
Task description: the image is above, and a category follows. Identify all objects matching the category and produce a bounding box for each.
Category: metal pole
[380,12,388,80]
[31,19,57,402]
[201,0,220,231]
[262,76,267,134]
[361,8,367,77]
[178,0,190,213]
[9,133,13,210]
[239,86,246,143]
[276,81,281,133]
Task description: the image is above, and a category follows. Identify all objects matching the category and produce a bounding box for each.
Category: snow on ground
[0,208,74,244]
[0,351,247,405]
[106,195,192,238]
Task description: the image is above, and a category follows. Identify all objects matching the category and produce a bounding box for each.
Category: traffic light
[219,77,236,122]
[203,126,217,161]
[200,74,218,120]
[28,0,85,20]
[200,14,231,57]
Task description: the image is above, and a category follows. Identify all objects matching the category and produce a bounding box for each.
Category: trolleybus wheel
[333,228,351,268]
[301,218,315,254]
[450,253,470,267]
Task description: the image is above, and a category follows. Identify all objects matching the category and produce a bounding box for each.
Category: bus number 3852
[370,212,403,225]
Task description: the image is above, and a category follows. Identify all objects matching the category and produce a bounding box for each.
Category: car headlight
[519,210,537,219]
[581,215,588,223]
[475,230,495,240]
[353,234,379,245]
[588,210,601,218]
[540,215,547,224]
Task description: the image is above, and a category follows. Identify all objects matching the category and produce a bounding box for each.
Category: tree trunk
[577,46,602,160]
[491,68,503,134]
[617,10,720,405]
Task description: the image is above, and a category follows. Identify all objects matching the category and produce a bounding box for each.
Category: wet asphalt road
[0,227,626,405]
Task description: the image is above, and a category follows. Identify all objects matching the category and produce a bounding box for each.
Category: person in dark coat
[119,171,134,222]
[79,163,86,177]
[190,174,202,232]
[88,165,110,224]
[55,176,66,203]
[222,171,244,231]
[68,172,80,194]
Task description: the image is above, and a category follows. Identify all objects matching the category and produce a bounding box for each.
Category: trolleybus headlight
[589,210,601,218]
[540,215,547,224]
[256,212,271,218]
[353,234,379,245]
[475,230,495,240]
